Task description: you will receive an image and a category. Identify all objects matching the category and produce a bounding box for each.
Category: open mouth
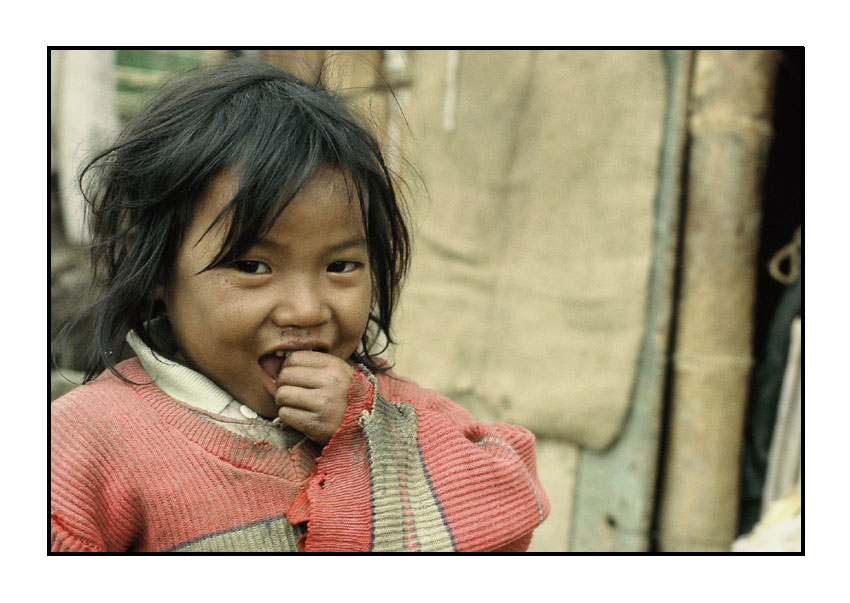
[258,348,327,381]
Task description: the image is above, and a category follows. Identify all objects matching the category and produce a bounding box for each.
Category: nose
[269,276,329,329]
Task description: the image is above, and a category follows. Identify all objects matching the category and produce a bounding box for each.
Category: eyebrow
[327,236,369,252]
[325,236,369,253]
[253,235,368,253]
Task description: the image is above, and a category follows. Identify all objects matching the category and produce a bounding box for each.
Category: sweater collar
[126,321,233,416]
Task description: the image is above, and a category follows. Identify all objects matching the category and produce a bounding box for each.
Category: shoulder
[373,365,431,402]
[53,358,149,405]
[52,359,163,498]
[371,363,475,426]
[51,360,157,552]
[52,358,154,434]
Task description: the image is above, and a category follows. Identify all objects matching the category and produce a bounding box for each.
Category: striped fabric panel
[167,513,304,552]
[363,394,456,552]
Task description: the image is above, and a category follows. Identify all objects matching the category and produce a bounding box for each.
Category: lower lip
[260,364,278,397]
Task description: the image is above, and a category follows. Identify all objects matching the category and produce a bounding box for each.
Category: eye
[327,261,359,274]
[233,260,271,274]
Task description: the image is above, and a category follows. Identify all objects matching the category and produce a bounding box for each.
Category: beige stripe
[364,394,454,552]
[171,516,303,552]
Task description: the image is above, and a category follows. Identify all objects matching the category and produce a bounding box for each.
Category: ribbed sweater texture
[51,358,549,552]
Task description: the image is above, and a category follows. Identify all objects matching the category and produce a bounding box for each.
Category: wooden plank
[657,50,781,552]
[324,49,385,92]
[257,49,394,165]
[54,50,119,244]
[326,50,392,151]
[261,49,327,83]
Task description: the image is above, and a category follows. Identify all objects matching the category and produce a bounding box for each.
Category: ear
[154,270,167,304]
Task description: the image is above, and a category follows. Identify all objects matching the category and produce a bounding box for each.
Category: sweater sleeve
[51,392,140,552]
[287,366,549,551]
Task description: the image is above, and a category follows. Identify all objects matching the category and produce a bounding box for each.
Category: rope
[768,226,801,285]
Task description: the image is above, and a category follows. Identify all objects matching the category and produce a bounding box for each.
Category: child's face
[159,167,372,418]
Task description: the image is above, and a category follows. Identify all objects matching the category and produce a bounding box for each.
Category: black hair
[64,58,411,383]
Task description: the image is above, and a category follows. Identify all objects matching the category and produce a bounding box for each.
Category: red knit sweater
[51,359,549,552]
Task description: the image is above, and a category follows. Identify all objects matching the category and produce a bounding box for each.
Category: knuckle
[305,418,323,437]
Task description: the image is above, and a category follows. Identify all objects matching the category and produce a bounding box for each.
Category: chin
[248,396,279,420]
[229,379,278,419]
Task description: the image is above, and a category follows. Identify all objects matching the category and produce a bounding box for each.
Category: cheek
[350,285,374,338]
[335,284,373,350]
[168,272,257,350]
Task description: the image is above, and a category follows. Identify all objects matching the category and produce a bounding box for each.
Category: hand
[274,351,354,445]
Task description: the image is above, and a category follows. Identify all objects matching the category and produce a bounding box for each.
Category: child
[51,59,549,552]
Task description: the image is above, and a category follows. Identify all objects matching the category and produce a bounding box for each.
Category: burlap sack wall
[389,50,666,451]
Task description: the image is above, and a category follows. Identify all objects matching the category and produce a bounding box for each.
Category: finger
[274,385,324,411]
[277,358,354,390]
[276,406,331,444]
[281,350,335,369]
[275,365,330,389]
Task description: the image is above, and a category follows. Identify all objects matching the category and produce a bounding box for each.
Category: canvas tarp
[389,50,667,450]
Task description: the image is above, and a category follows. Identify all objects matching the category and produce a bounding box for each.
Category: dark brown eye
[327,261,357,273]
[233,260,270,274]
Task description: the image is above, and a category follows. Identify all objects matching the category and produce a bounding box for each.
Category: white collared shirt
[126,328,302,449]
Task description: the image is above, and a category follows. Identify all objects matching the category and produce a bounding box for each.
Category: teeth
[275,350,286,358]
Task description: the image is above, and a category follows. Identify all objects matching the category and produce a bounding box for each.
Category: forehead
[190,167,240,235]
[189,166,364,249]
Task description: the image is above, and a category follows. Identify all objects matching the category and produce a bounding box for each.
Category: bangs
[193,80,384,273]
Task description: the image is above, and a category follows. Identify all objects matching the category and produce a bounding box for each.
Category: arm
[51,515,106,552]
[286,366,549,552]
[51,394,129,552]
